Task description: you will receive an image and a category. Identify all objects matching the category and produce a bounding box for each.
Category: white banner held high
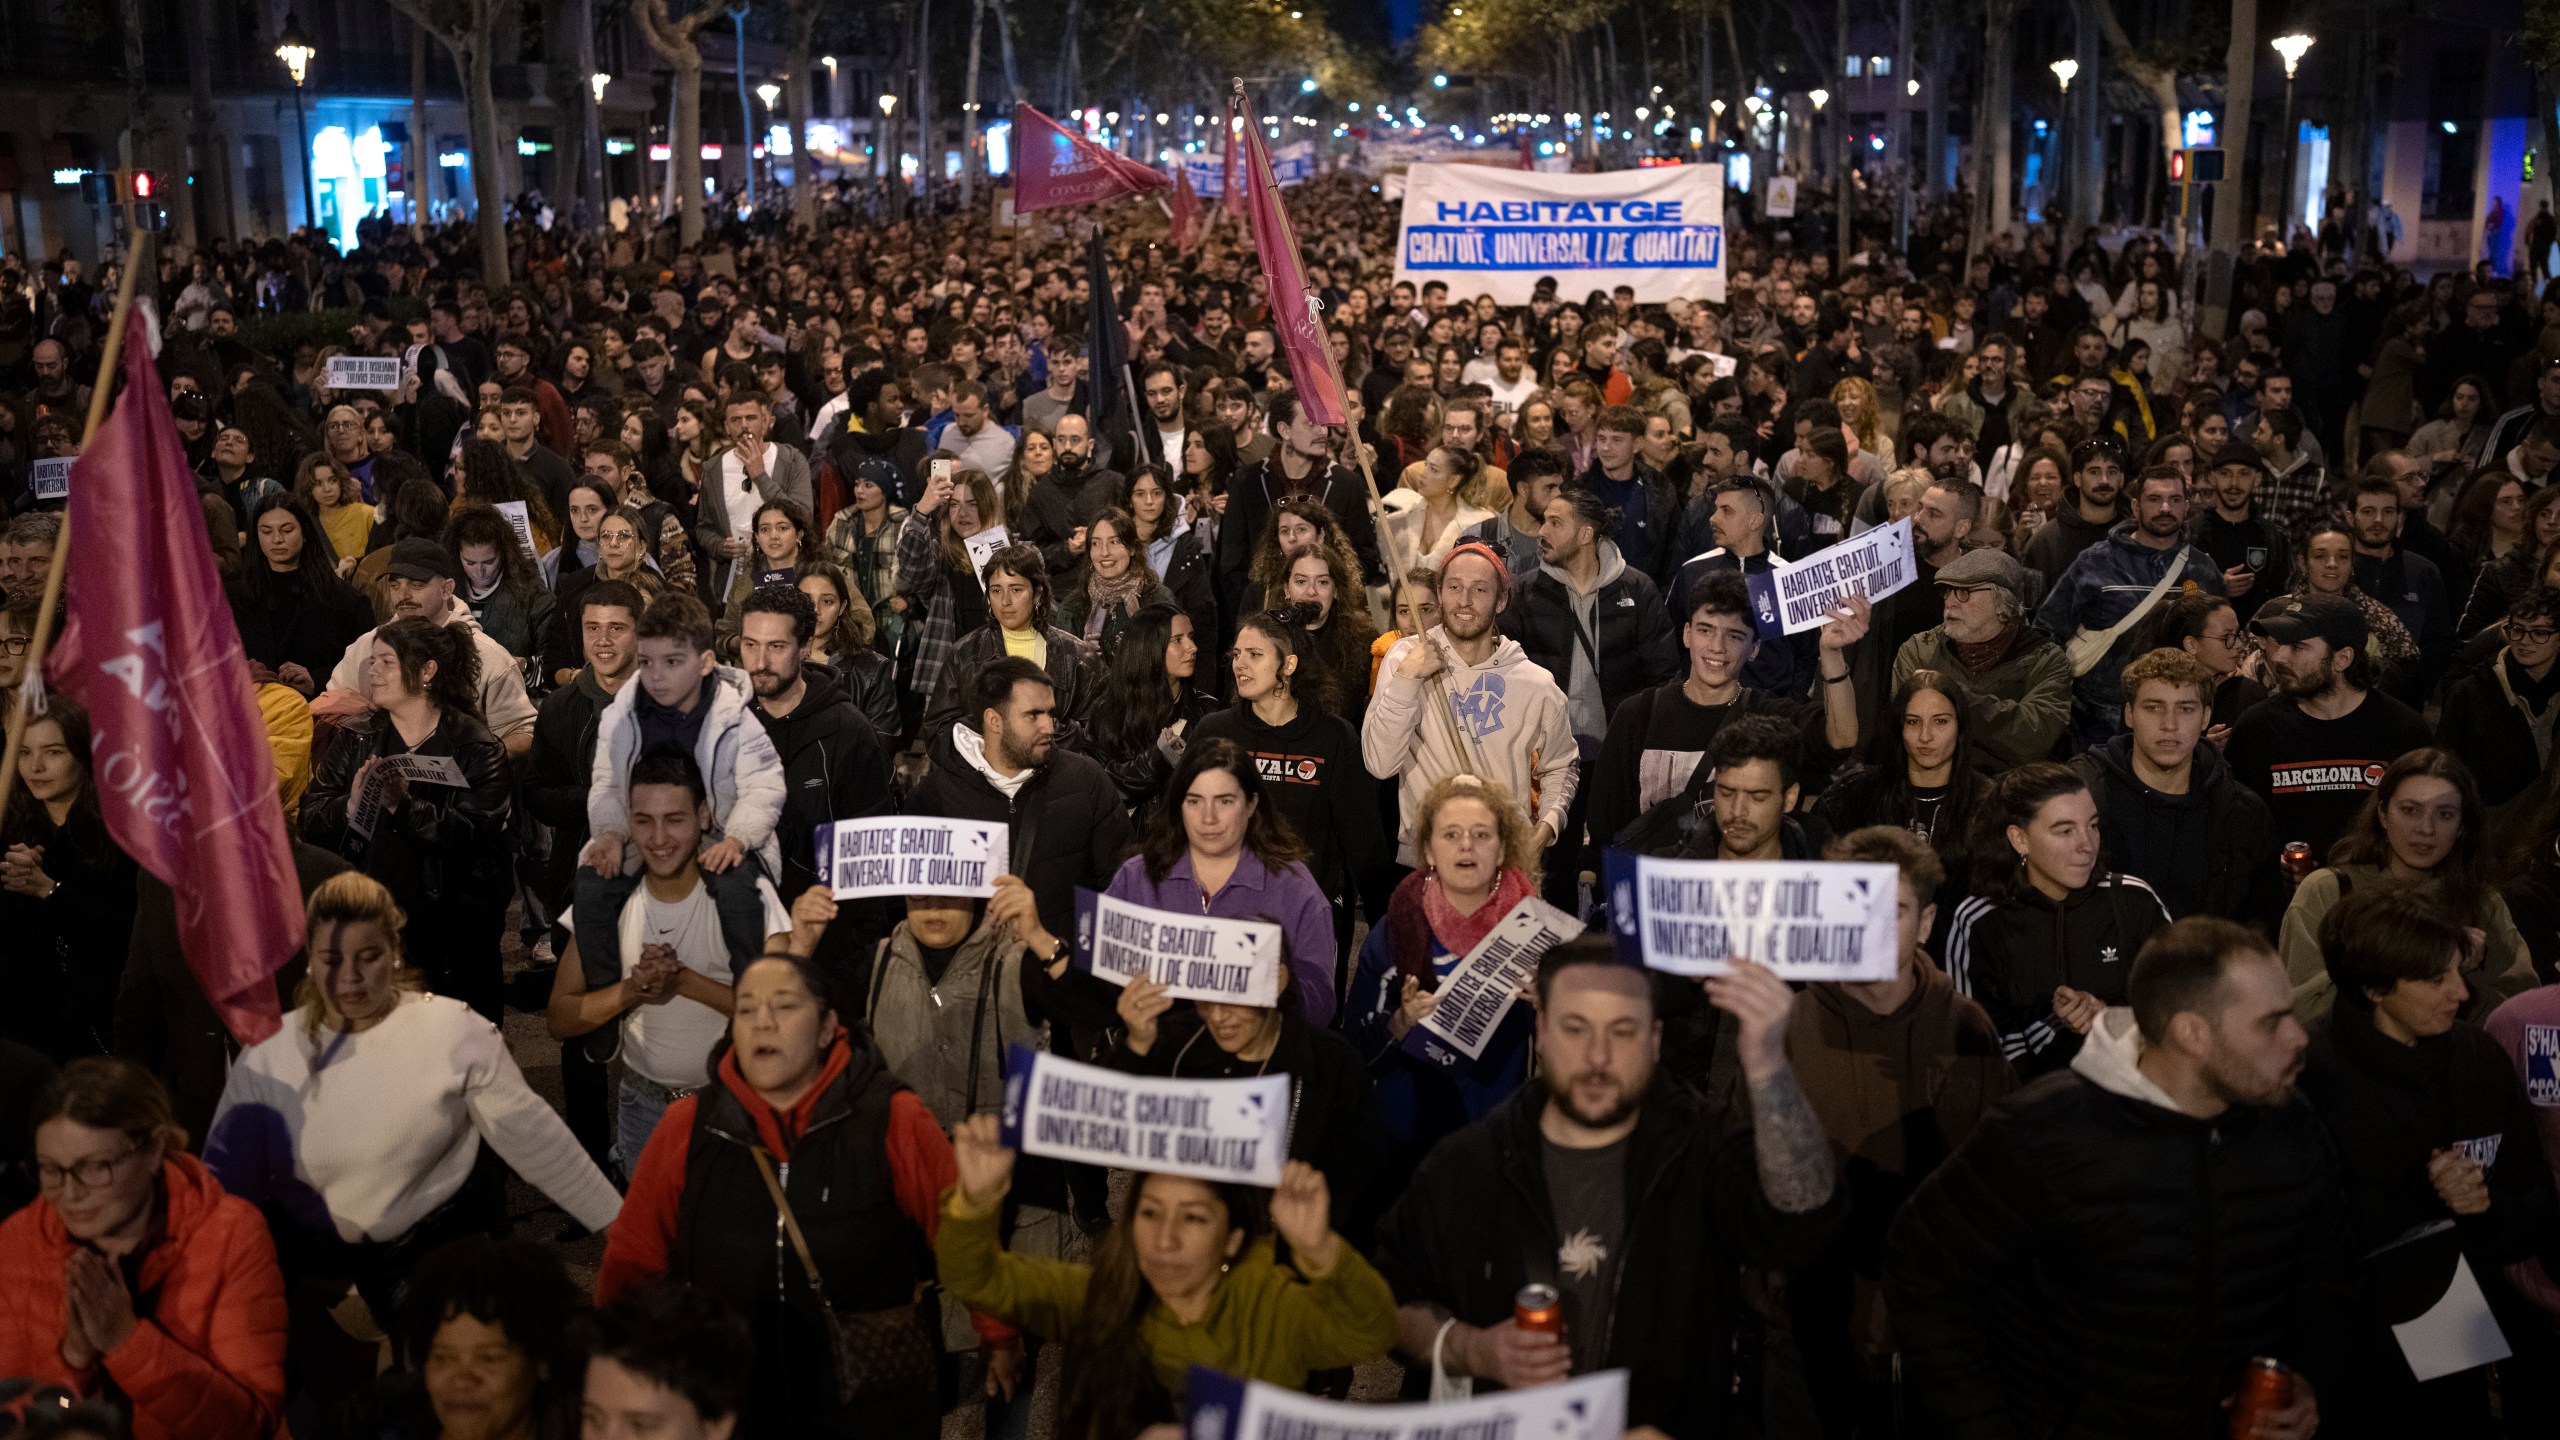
[1605,851,1900,981]
[1742,517,1916,639]
[1073,888,1283,1007]
[817,816,1010,899]
[999,1045,1289,1186]
[1401,895,1582,1071]
[1394,162,1725,306]
[1185,1365,1628,1440]
[325,355,406,391]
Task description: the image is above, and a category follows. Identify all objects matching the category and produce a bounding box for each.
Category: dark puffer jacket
[2071,734,2283,934]
[1885,1009,2356,1439]
[1372,1077,1846,1435]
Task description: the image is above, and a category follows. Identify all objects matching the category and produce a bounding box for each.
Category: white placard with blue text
[999,1044,1289,1186]
[1605,850,1899,981]
[324,354,406,391]
[1403,895,1582,1072]
[1184,1365,1627,1440]
[816,816,1009,899]
[1743,517,1916,638]
[1073,888,1283,1007]
[28,457,72,501]
[1394,162,1725,306]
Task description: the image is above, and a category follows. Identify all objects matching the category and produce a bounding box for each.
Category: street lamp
[1807,88,1829,110]
[2048,58,2078,227]
[2272,33,2315,243]
[275,12,317,233]
[756,81,782,109]
[590,71,611,105]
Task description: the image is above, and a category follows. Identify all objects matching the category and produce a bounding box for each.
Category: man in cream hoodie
[1363,542,1578,867]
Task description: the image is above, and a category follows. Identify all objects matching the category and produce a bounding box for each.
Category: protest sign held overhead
[1605,851,1901,982]
[1744,517,1916,639]
[818,816,1010,899]
[1393,162,1726,306]
[1000,1045,1289,1186]
[1073,889,1283,1007]
[1402,895,1582,1075]
[1184,1365,1628,1440]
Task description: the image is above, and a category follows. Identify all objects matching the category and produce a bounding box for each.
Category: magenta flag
[1232,94,1344,426]
[1013,102,1170,214]
[1169,164,1201,253]
[47,310,303,1045]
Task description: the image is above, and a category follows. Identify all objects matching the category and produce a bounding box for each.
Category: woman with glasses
[0,1057,287,1440]
[2131,590,2269,744]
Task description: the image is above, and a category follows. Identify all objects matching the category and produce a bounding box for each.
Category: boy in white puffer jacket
[581,593,787,881]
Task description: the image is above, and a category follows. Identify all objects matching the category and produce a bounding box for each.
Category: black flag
[1085,228,1131,451]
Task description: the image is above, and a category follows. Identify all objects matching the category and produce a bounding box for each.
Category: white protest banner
[1271,140,1315,187]
[1401,895,1582,1073]
[964,523,1011,582]
[1184,1365,1627,1440]
[346,753,475,842]
[492,500,541,566]
[1180,153,1226,198]
[1395,162,1725,306]
[1742,517,1916,639]
[816,816,1010,899]
[999,1045,1289,1186]
[28,457,72,501]
[1072,888,1282,1007]
[324,354,406,391]
[1604,850,1900,981]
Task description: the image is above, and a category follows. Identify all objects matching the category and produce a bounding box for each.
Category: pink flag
[47,310,303,1044]
[1168,164,1201,253]
[1013,102,1170,214]
[1232,93,1344,425]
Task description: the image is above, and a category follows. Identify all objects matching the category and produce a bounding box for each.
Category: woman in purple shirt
[1105,738,1342,1023]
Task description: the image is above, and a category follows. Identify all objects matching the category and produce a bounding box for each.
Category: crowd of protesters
[0,167,2555,1439]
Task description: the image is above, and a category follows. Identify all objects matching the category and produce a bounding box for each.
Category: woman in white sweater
[206,873,620,1395]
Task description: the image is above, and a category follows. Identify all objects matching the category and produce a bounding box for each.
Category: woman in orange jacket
[0,1057,286,1440]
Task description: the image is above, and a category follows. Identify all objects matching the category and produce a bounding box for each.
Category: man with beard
[735,586,890,902]
[2345,471,2454,696]
[1136,360,1188,470]
[2023,437,2131,581]
[2037,465,2226,745]
[2224,593,2431,862]
[1020,412,1122,575]
[1886,918,2347,1439]
[2192,442,2292,624]
[1373,937,1843,1433]
[1220,390,1386,607]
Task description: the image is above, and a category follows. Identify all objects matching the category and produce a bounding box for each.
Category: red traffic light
[2168,151,2186,182]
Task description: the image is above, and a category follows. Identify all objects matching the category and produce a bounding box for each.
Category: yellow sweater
[934,1192,1396,1398]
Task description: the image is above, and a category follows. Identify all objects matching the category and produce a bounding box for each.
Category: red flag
[1013,102,1171,214]
[47,310,303,1044]
[1169,164,1201,253]
[1232,92,1345,425]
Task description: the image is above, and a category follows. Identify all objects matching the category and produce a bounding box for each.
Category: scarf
[1952,619,2025,677]
[1421,867,1537,961]
[1084,567,1149,637]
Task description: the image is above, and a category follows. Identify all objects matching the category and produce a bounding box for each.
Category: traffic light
[2168,150,2185,182]
[2176,147,2225,184]
[131,170,156,200]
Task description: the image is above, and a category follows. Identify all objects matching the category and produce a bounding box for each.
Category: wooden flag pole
[0,225,150,821]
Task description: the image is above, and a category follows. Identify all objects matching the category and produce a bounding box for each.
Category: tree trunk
[962,0,984,203]
[2209,0,2256,257]
[989,0,1023,107]
[673,58,706,244]
[1054,0,1080,113]
[577,0,607,229]
[1971,0,2017,257]
[2072,6,2100,230]
[183,0,229,243]
[456,39,514,285]
[915,0,934,211]
[1835,0,1851,269]
[788,0,817,230]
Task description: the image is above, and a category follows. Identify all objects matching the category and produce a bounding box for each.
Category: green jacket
[934,1193,1396,1397]
[1890,624,2073,767]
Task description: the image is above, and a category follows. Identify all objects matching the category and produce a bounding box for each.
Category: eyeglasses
[2510,625,2560,645]
[37,1143,138,1194]
[0,636,28,656]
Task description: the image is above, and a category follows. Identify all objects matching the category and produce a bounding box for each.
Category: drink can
[2228,1356,2294,1438]
[1514,1283,1562,1337]
[2280,842,2315,884]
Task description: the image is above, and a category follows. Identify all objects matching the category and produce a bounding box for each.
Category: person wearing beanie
[1362,541,1578,866]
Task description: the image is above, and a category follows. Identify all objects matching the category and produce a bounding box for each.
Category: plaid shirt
[895,507,962,701]
[825,503,910,651]
[2260,456,2328,537]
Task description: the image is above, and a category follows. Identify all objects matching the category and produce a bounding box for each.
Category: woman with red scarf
[1343,773,1547,1189]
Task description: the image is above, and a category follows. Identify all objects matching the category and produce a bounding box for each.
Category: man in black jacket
[524,576,646,1167]
[1217,391,1385,622]
[2439,584,2560,816]
[736,585,892,898]
[2071,648,2283,933]
[1374,937,1842,1433]
[1885,917,2348,1439]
